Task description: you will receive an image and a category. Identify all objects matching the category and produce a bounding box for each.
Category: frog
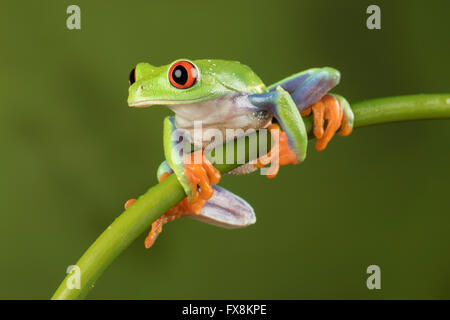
[125,59,354,248]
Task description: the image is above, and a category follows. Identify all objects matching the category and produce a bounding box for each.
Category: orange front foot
[253,123,299,179]
[125,152,221,249]
[183,150,221,203]
[300,94,353,151]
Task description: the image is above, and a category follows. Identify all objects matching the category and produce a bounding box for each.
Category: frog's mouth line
[128,94,216,108]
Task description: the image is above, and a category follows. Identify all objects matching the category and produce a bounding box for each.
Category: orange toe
[307,95,348,151]
[144,152,220,249]
[145,218,162,248]
[183,151,221,202]
[338,112,353,137]
[124,198,136,210]
[144,195,206,249]
[254,123,299,179]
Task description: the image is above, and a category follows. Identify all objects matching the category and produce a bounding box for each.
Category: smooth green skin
[271,86,308,158]
[162,116,189,194]
[128,59,309,199]
[127,59,266,107]
[51,94,450,300]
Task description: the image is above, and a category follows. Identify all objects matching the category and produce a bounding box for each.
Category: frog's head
[127,59,265,107]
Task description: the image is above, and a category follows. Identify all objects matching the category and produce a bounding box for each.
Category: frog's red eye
[169,61,198,89]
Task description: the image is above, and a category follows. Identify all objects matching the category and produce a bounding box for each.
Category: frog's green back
[194,59,267,94]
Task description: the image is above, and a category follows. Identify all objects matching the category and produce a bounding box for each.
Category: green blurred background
[1,0,449,299]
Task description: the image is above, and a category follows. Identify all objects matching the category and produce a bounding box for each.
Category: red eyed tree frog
[125,59,354,248]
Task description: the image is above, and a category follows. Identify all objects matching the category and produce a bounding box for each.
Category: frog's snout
[127,84,149,107]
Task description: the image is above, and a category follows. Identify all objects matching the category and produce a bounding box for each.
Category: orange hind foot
[144,195,205,249]
[125,151,221,249]
[300,94,353,151]
[183,150,221,203]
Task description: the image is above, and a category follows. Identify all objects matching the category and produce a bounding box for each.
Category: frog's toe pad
[303,94,353,151]
[145,218,164,249]
[124,198,136,210]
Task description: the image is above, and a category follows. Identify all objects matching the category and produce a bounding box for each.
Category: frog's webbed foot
[144,194,205,249]
[253,123,299,179]
[300,94,353,151]
[149,152,221,248]
[145,184,256,248]
[126,152,221,249]
[183,150,221,203]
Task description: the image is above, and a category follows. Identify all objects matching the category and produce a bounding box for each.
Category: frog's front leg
[125,116,221,248]
[162,116,221,203]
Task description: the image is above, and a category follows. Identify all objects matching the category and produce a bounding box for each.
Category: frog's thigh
[268,67,341,111]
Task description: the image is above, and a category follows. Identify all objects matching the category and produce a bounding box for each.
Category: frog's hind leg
[144,181,206,249]
[268,68,354,151]
[248,87,308,178]
[125,152,222,248]
[268,67,341,111]
[137,183,255,248]
[124,168,206,248]
[189,185,256,228]
[128,117,223,248]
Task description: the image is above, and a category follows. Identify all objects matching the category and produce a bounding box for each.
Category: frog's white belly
[169,93,272,149]
[169,93,272,175]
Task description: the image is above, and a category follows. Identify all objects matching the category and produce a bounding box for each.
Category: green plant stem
[51,94,450,300]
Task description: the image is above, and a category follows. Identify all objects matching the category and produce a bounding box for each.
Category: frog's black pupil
[172,65,188,85]
[129,68,136,85]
